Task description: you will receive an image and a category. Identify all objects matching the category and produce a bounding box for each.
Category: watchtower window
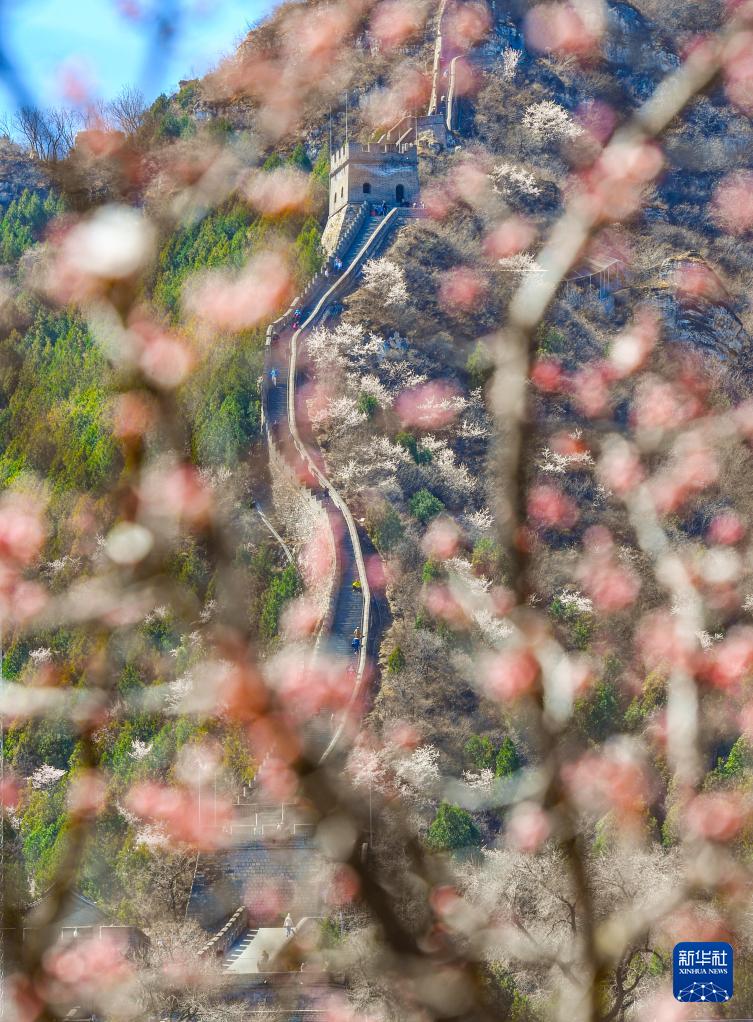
[363,182,371,194]
[396,184,405,203]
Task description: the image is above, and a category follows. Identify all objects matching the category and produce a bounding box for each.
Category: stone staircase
[349,214,383,254]
[223,927,259,969]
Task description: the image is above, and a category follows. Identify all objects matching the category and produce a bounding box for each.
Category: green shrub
[535,324,566,355]
[368,507,404,552]
[396,431,432,464]
[550,594,592,650]
[426,803,481,851]
[464,735,495,771]
[721,736,753,778]
[358,392,379,418]
[575,681,620,743]
[294,216,323,280]
[409,488,444,524]
[288,142,311,171]
[312,144,330,186]
[387,647,406,673]
[471,538,503,580]
[260,564,301,638]
[422,559,444,583]
[495,737,520,777]
[466,340,493,390]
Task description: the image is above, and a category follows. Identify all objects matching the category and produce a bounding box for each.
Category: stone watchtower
[328,141,419,217]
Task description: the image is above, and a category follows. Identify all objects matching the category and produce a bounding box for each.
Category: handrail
[446,55,459,132]
[198,904,248,959]
[287,208,406,761]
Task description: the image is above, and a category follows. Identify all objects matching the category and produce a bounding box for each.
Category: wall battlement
[328,141,419,217]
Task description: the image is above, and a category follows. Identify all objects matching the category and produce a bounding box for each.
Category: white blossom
[555,590,593,614]
[463,768,495,792]
[135,824,170,850]
[539,443,595,474]
[464,507,495,538]
[360,258,409,306]
[498,252,542,275]
[523,100,581,142]
[490,161,541,198]
[28,648,52,665]
[30,764,66,789]
[359,374,392,408]
[501,46,522,80]
[395,745,441,796]
[129,738,152,760]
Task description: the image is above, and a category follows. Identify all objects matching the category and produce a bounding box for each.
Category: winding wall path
[187,209,416,990]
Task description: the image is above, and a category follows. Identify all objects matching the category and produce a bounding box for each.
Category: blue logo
[673,942,734,1003]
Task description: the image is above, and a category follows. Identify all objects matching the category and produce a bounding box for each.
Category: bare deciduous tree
[108,85,146,135]
[13,105,81,160]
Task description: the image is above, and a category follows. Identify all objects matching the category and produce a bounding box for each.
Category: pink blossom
[528,484,579,529]
[637,611,694,673]
[484,216,536,259]
[598,441,645,496]
[685,792,746,842]
[395,380,463,429]
[575,100,617,145]
[526,3,603,57]
[708,511,746,545]
[370,0,425,49]
[125,781,231,848]
[562,749,648,817]
[438,267,486,311]
[43,931,132,992]
[506,802,552,852]
[699,627,753,690]
[422,184,455,220]
[672,262,727,303]
[275,659,353,718]
[365,554,387,592]
[578,544,640,614]
[450,159,491,205]
[183,251,294,333]
[608,307,660,377]
[141,464,213,525]
[385,720,421,750]
[450,57,480,97]
[579,141,663,222]
[6,975,43,1022]
[245,167,311,216]
[482,649,540,702]
[0,773,20,809]
[67,770,107,817]
[632,378,700,431]
[0,495,46,565]
[281,597,321,638]
[424,583,468,626]
[249,715,301,765]
[444,1,492,50]
[724,29,753,113]
[570,361,612,418]
[422,517,462,560]
[217,661,268,722]
[325,863,360,905]
[712,170,753,233]
[531,357,566,393]
[111,391,156,439]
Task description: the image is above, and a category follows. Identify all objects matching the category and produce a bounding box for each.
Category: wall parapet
[198,905,248,959]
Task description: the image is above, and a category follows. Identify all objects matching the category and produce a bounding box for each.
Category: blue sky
[0,0,277,125]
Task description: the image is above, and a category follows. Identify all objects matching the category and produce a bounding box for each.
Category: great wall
[181,17,460,1011]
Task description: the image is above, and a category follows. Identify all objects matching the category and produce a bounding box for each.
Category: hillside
[3,1,753,1020]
